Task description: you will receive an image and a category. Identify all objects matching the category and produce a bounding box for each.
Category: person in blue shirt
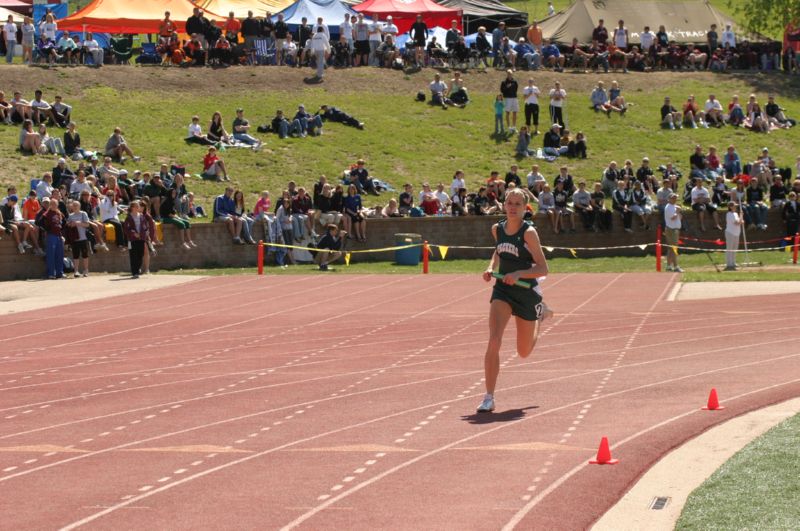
[213,186,244,244]
[542,39,565,71]
[514,38,540,70]
[293,104,324,136]
[491,22,506,67]
[343,184,366,242]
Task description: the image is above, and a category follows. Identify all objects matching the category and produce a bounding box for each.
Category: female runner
[478,188,550,413]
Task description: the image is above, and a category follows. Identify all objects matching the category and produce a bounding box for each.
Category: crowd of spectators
[3,9,798,75]
[659,92,795,132]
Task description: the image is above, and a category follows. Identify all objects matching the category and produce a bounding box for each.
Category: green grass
[161,249,799,278]
[676,412,800,530]
[1,68,798,218]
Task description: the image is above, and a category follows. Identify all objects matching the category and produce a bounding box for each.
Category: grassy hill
[0,65,797,214]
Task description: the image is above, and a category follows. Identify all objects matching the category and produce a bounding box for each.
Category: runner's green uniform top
[490,219,544,321]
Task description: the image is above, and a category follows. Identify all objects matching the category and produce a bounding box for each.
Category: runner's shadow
[460,406,538,425]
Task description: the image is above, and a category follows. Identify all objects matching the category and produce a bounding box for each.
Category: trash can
[394,233,422,265]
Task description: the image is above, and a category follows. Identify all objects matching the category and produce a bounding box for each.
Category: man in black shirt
[315,224,345,270]
[592,19,608,46]
[186,8,210,47]
[316,104,363,129]
[765,95,796,126]
[660,96,681,129]
[296,17,313,66]
[241,11,261,54]
[273,14,289,65]
[500,71,519,132]
[398,183,414,215]
[504,165,521,187]
[410,15,428,66]
[689,144,707,180]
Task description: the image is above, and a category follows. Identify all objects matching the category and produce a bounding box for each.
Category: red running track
[0,273,799,530]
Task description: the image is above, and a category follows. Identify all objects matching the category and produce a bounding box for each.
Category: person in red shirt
[420,193,440,215]
[41,197,64,279]
[224,12,241,43]
[202,146,229,181]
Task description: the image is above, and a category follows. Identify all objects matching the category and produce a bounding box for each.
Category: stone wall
[0,210,790,280]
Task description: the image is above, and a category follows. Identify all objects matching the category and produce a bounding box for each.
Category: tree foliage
[730,0,800,39]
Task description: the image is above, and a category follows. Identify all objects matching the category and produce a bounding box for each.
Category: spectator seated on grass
[429,74,452,109]
[208,111,232,145]
[105,127,141,163]
[38,123,65,156]
[201,146,229,181]
[265,109,302,138]
[186,115,216,146]
[660,96,682,129]
[64,122,90,160]
[213,186,244,244]
[232,108,263,149]
[349,159,379,196]
[703,94,725,127]
[448,72,469,107]
[682,95,709,129]
[543,123,567,157]
[294,104,324,136]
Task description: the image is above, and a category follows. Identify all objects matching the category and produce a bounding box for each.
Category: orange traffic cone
[589,436,619,465]
[701,388,725,411]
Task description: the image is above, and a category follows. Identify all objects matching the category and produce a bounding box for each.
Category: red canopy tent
[353,0,461,34]
[59,0,225,34]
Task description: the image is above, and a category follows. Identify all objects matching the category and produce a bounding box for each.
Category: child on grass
[494,94,505,135]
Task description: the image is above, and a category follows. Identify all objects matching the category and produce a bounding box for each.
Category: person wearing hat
[542,123,567,157]
[294,104,323,136]
[515,37,540,70]
[491,21,506,67]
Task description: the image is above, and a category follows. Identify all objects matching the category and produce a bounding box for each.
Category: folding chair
[253,39,275,65]
[136,42,161,64]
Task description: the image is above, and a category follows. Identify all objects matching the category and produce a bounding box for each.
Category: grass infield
[162,250,800,280]
[676,411,800,530]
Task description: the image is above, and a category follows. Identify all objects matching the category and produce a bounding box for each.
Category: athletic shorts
[664,227,680,246]
[504,97,519,113]
[356,40,370,55]
[71,239,89,259]
[491,282,543,321]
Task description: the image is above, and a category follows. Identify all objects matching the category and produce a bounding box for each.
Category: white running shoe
[476,396,495,413]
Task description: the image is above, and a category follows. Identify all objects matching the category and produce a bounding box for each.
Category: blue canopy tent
[464,29,492,47]
[395,25,448,48]
[273,0,361,39]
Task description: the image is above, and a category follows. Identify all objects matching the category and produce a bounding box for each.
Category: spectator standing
[663,193,683,272]
[123,200,148,278]
[721,24,736,49]
[548,81,566,128]
[522,77,541,134]
[3,15,16,64]
[65,199,91,277]
[783,192,800,241]
[274,13,290,65]
[343,184,366,241]
[492,22,506,67]
[21,16,34,64]
[724,201,743,270]
[592,19,608,46]
[41,196,64,279]
[354,14,369,67]
[500,70,519,133]
[241,11,260,54]
[310,26,330,79]
[368,15,383,67]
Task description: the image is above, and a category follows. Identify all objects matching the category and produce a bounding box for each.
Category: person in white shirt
[691,178,721,231]
[99,189,126,249]
[429,73,448,107]
[724,201,743,270]
[548,81,566,128]
[703,94,724,126]
[83,32,103,65]
[41,13,57,42]
[663,193,683,272]
[315,17,330,42]
[282,34,298,64]
[526,164,546,195]
[721,24,735,49]
[309,26,331,79]
[339,13,354,58]
[3,15,16,64]
[186,115,215,145]
[639,26,655,54]
[382,15,398,41]
[434,183,451,211]
[613,19,628,50]
[547,2,555,16]
[36,173,54,200]
[450,170,466,197]
[522,78,541,134]
[30,89,56,126]
[367,15,383,66]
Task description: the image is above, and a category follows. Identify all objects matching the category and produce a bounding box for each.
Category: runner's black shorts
[490,282,543,321]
